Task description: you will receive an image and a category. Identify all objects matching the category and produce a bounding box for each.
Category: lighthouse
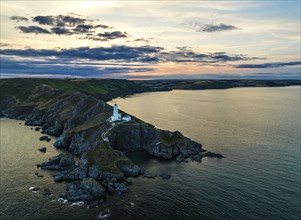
[109,104,132,122]
[110,104,121,122]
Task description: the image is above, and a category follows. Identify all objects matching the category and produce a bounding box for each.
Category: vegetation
[0,78,149,103]
[138,79,301,91]
[86,141,131,173]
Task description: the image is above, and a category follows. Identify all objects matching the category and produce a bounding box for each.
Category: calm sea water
[1,86,300,220]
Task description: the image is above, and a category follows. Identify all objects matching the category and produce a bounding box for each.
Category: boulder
[39,135,49,141]
[42,188,51,196]
[203,151,224,159]
[60,178,106,203]
[159,173,171,180]
[38,147,47,153]
[38,153,75,171]
[117,163,145,177]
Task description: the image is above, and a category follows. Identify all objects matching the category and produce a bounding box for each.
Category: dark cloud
[0,46,162,62]
[16,26,50,34]
[0,56,154,78]
[11,14,124,41]
[10,16,29,22]
[94,24,112,29]
[198,23,239,32]
[73,24,94,33]
[89,31,128,41]
[1,45,258,65]
[51,27,73,35]
[32,15,86,27]
[235,61,301,68]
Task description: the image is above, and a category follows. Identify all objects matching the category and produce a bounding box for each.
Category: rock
[29,186,40,191]
[35,127,40,131]
[159,173,171,180]
[37,174,44,178]
[115,183,129,196]
[125,178,132,185]
[98,209,111,219]
[191,153,203,162]
[117,163,145,177]
[203,151,224,159]
[38,147,47,153]
[19,122,22,125]
[39,136,49,141]
[54,135,71,150]
[128,202,135,206]
[57,198,69,204]
[46,138,51,142]
[38,153,75,171]
[71,201,85,206]
[60,178,106,203]
[53,164,87,182]
[42,188,51,196]
[41,130,45,134]
[34,172,39,176]
[143,174,157,179]
[31,128,33,130]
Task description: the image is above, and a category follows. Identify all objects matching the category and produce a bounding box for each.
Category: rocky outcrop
[0,83,223,204]
[37,153,75,171]
[59,178,106,203]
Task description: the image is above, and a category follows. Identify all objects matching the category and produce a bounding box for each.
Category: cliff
[0,80,220,205]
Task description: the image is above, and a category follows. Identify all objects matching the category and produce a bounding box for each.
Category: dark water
[1,86,300,220]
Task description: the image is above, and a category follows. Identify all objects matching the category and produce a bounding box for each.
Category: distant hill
[0,78,150,102]
[137,79,301,91]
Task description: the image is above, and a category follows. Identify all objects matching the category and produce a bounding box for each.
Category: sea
[0,86,300,220]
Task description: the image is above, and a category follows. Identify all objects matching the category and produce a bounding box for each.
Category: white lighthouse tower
[110,104,121,122]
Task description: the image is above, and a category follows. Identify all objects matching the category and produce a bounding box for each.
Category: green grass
[0,78,148,103]
[86,141,132,173]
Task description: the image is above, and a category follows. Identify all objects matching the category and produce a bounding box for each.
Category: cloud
[32,15,86,26]
[16,26,50,34]
[0,56,154,78]
[197,23,239,32]
[235,61,301,68]
[88,31,128,41]
[1,45,259,65]
[51,27,73,35]
[11,14,125,41]
[73,24,94,33]
[94,24,112,29]
[10,16,28,22]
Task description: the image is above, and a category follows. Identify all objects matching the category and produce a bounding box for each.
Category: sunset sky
[1,1,300,79]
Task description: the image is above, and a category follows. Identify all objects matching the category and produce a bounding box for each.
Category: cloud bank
[11,14,126,41]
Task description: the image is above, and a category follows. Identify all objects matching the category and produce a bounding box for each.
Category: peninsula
[0,78,223,206]
[0,78,299,205]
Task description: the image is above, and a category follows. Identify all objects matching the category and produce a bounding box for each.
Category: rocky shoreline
[0,84,223,206]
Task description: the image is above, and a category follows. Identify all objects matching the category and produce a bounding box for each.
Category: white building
[110,104,132,122]
[110,104,122,122]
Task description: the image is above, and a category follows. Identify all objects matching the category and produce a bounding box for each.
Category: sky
[0,0,300,79]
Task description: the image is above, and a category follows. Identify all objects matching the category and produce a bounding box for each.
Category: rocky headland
[0,78,223,206]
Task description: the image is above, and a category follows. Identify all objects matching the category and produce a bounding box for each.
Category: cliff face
[0,84,212,204]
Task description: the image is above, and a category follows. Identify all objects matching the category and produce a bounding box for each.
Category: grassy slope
[138,79,301,91]
[0,78,149,102]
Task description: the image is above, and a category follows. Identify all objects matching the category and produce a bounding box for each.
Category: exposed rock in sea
[29,186,40,191]
[42,188,51,196]
[203,151,224,159]
[143,174,157,179]
[38,147,47,153]
[37,153,75,171]
[39,135,49,141]
[159,173,171,180]
[60,178,106,203]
